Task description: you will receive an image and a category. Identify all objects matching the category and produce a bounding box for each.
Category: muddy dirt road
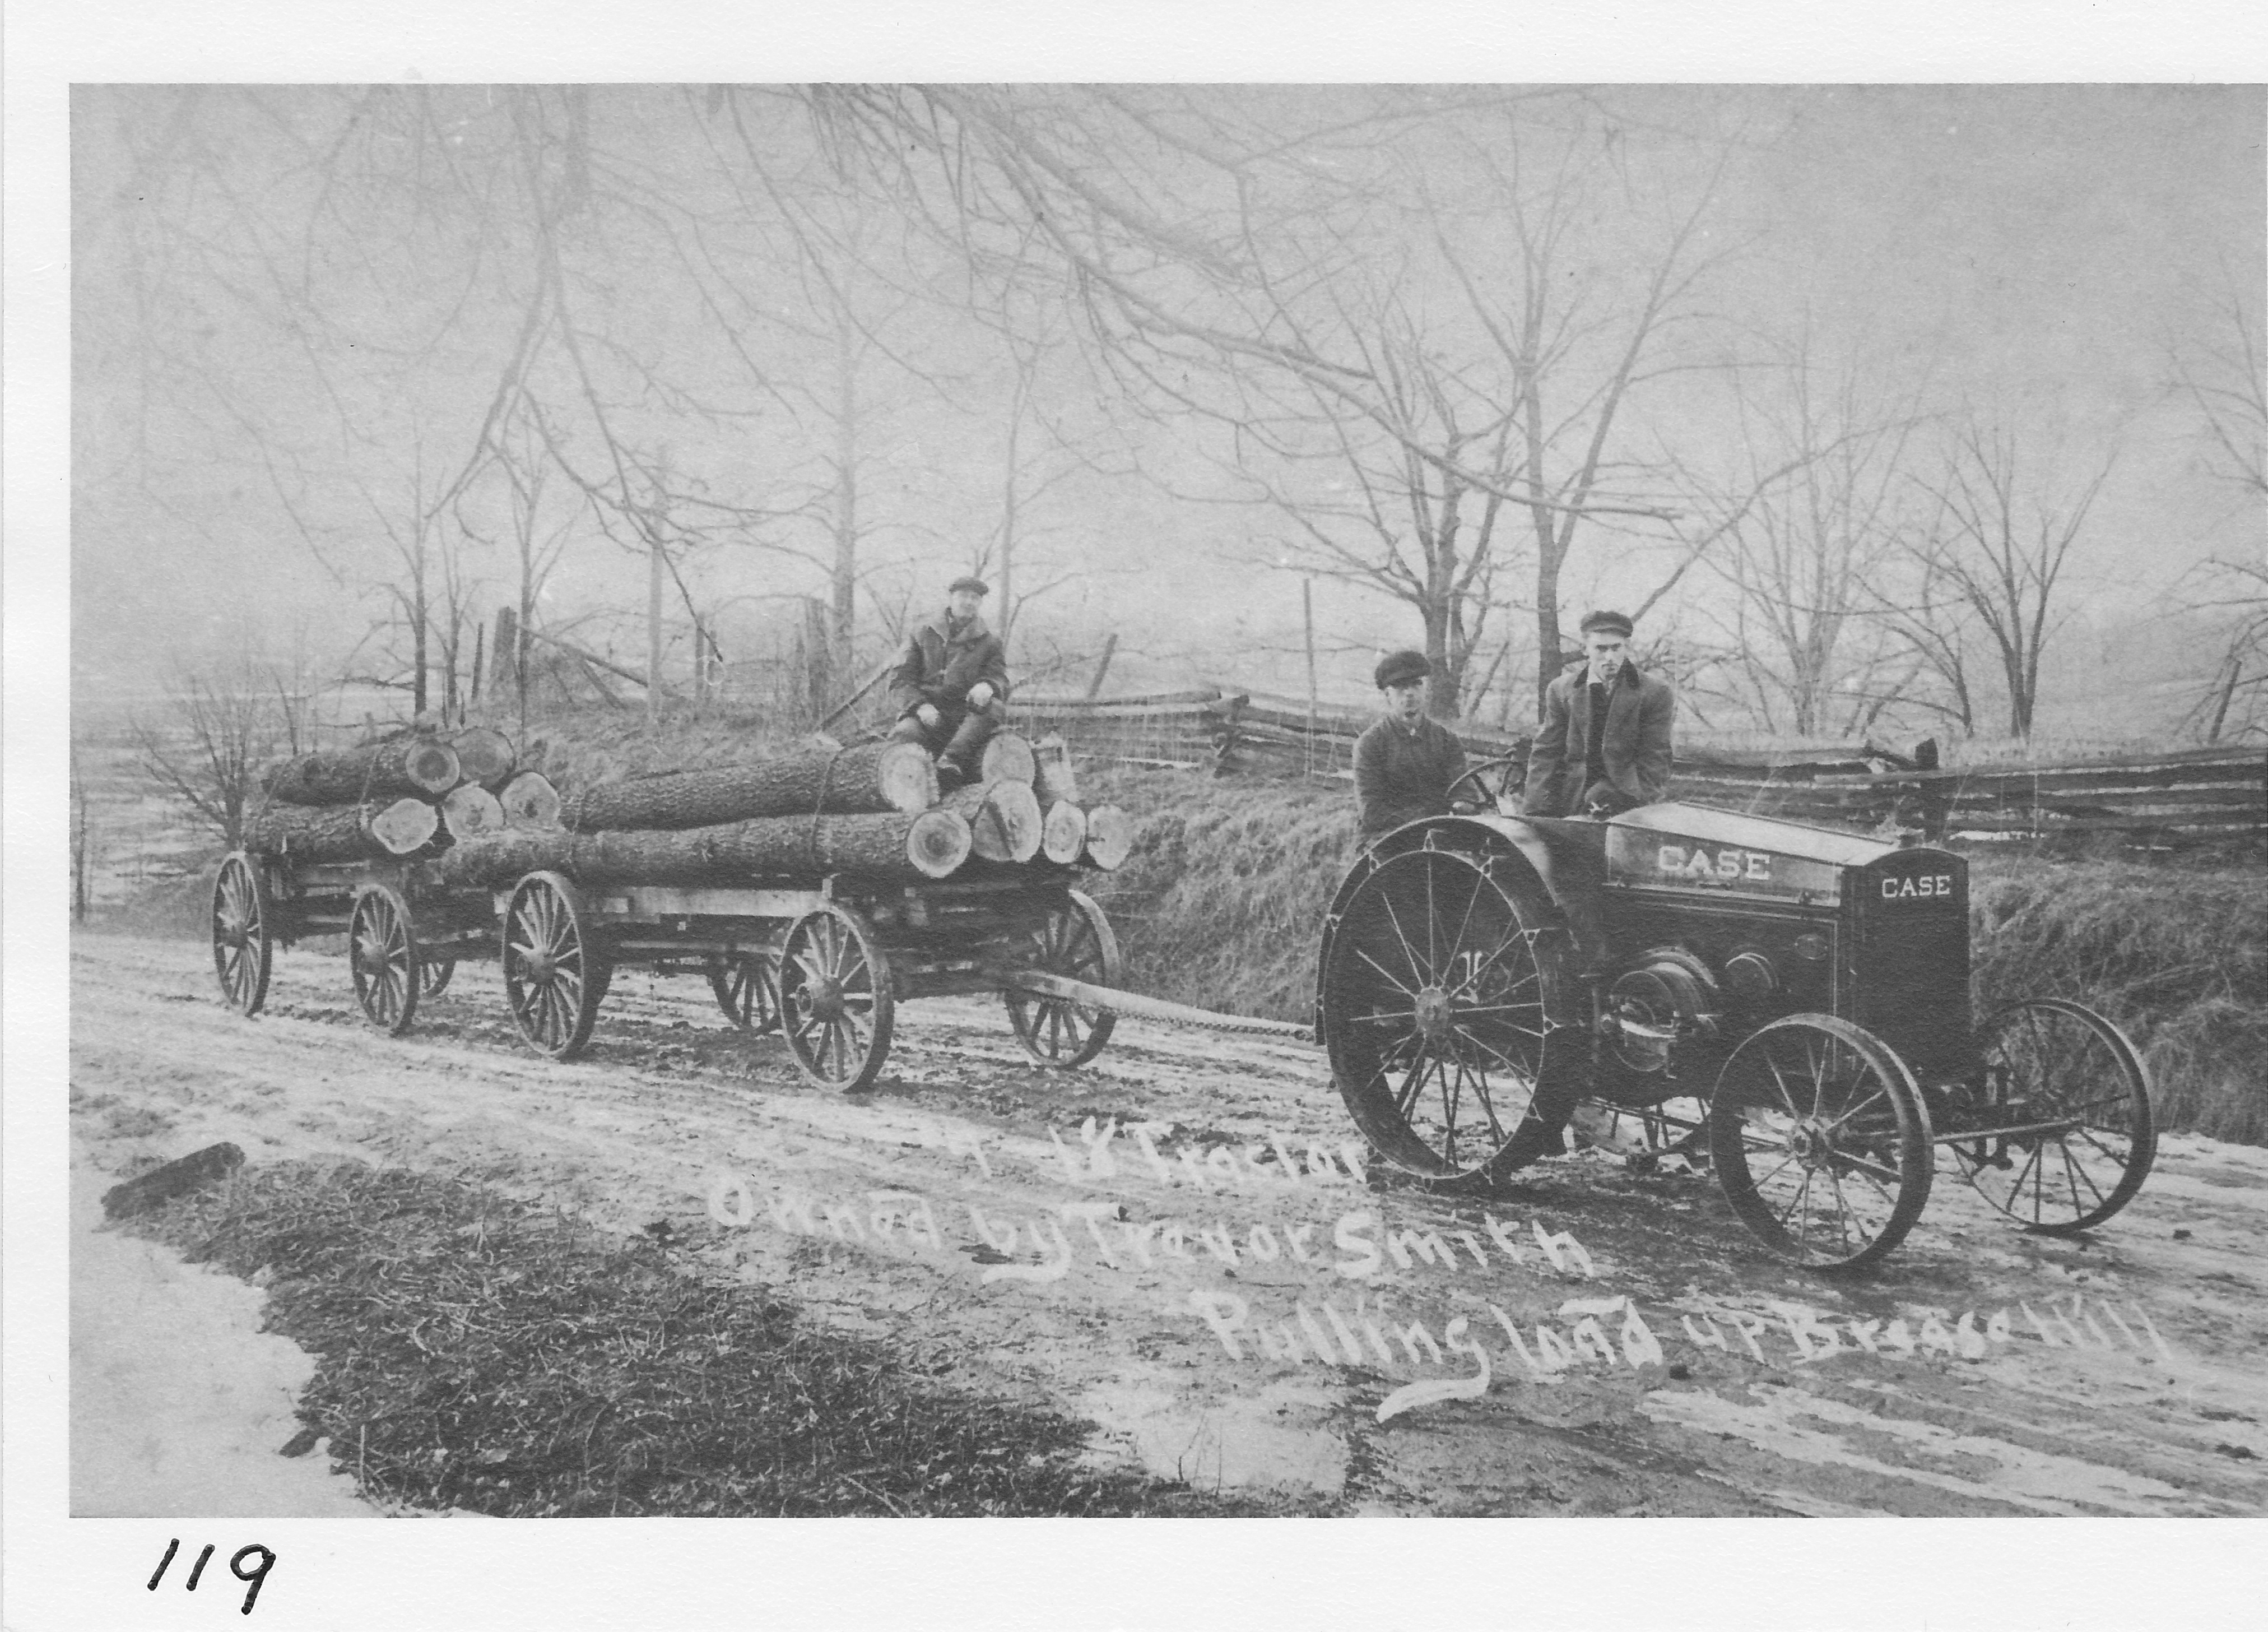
[70,933,2268,1517]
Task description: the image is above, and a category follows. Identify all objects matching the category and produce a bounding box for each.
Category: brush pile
[419,729,1131,890]
[246,727,559,864]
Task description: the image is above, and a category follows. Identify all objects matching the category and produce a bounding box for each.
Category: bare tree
[131,657,310,849]
[1905,416,2113,740]
[2169,279,2267,741]
[1696,339,1932,734]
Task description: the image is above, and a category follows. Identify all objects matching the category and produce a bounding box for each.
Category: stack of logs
[332,729,1131,891]
[245,729,561,863]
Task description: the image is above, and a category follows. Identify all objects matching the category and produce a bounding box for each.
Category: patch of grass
[120,1161,1302,1517]
[1969,853,2268,1147]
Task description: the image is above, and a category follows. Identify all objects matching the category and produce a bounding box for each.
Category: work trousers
[889,700,1003,778]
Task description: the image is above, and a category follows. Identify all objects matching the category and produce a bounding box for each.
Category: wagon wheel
[348,884,421,1036]
[501,871,607,1060]
[420,957,457,999]
[1446,754,1525,815]
[1710,1013,1932,1272]
[1318,837,1581,1190]
[709,953,782,1036]
[1948,998,2155,1235]
[1005,890,1121,1068]
[210,851,274,1017]
[778,904,895,1092]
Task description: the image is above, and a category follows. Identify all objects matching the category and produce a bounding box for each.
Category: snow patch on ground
[70,1155,379,1517]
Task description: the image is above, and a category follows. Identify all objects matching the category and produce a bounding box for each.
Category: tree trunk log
[1032,732,1080,804]
[246,798,440,862]
[447,726,516,786]
[260,740,461,804]
[428,809,974,890]
[441,782,506,841]
[560,741,937,832]
[1040,800,1087,865]
[980,731,1037,786]
[499,771,563,829]
[1081,804,1133,871]
[942,780,1042,863]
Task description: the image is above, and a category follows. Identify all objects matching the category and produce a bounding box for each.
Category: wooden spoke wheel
[348,884,421,1036]
[420,957,457,999]
[1710,1014,1932,1272]
[1948,998,2155,1235]
[1318,838,1580,1189]
[1446,753,1525,814]
[501,871,607,1061]
[709,953,782,1036]
[1005,889,1122,1068]
[210,851,274,1016]
[778,905,894,1092]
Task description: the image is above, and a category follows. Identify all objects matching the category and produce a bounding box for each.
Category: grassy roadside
[115,1160,1307,1517]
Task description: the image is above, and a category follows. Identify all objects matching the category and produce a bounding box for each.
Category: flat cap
[1578,608,1634,638]
[1374,648,1431,689]
[947,574,991,596]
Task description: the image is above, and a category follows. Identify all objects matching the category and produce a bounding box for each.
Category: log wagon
[209,823,1124,1093]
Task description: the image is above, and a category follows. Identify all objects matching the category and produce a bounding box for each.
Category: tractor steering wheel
[1446,754,1525,817]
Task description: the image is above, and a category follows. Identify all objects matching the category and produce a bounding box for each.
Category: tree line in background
[76,85,2266,817]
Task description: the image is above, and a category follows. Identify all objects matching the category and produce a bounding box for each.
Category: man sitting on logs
[887,574,1011,786]
[1354,648,1468,843]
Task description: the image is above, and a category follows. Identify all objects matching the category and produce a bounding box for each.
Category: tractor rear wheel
[1318,835,1581,1190]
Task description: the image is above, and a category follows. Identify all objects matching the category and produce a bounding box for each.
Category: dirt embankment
[72,934,2268,1516]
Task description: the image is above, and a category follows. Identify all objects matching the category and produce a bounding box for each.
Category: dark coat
[1354,713,1468,838]
[1522,661,1675,817]
[888,613,1010,721]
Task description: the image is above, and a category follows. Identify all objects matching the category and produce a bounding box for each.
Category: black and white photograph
[8,4,2267,1628]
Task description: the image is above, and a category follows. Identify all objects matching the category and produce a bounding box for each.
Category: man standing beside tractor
[888,574,1010,787]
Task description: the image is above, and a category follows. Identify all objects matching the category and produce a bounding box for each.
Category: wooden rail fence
[1014,687,2266,841]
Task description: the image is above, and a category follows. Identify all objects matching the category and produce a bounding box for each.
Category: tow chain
[1005,970,1317,1045]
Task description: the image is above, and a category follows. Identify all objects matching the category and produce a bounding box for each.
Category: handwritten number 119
[147,1538,275,1615]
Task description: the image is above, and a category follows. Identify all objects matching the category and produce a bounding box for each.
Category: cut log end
[877,740,942,813]
[1081,803,1133,871]
[1040,800,1088,866]
[1033,732,1081,805]
[371,797,443,856]
[980,731,1037,787]
[449,726,517,785]
[944,779,1043,863]
[402,740,464,795]
[907,809,975,878]
[441,782,507,841]
[500,771,563,830]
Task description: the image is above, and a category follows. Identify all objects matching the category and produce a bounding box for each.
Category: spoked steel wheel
[421,957,458,999]
[1711,1014,1932,1272]
[1318,838,1579,1189]
[1005,890,1121,1068]
[348,884,420,1036]
[501,871,607,1060]
[709,953,782,1036]
[778,905,895,1091]
[1949,998,2155,1235]
[211,851,274,1016]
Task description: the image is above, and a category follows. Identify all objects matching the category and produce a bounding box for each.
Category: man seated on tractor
[1520,609,1676,978]
[887,574,1011,785]
[1354,648,1468,842]
[1522,609,1676,820]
